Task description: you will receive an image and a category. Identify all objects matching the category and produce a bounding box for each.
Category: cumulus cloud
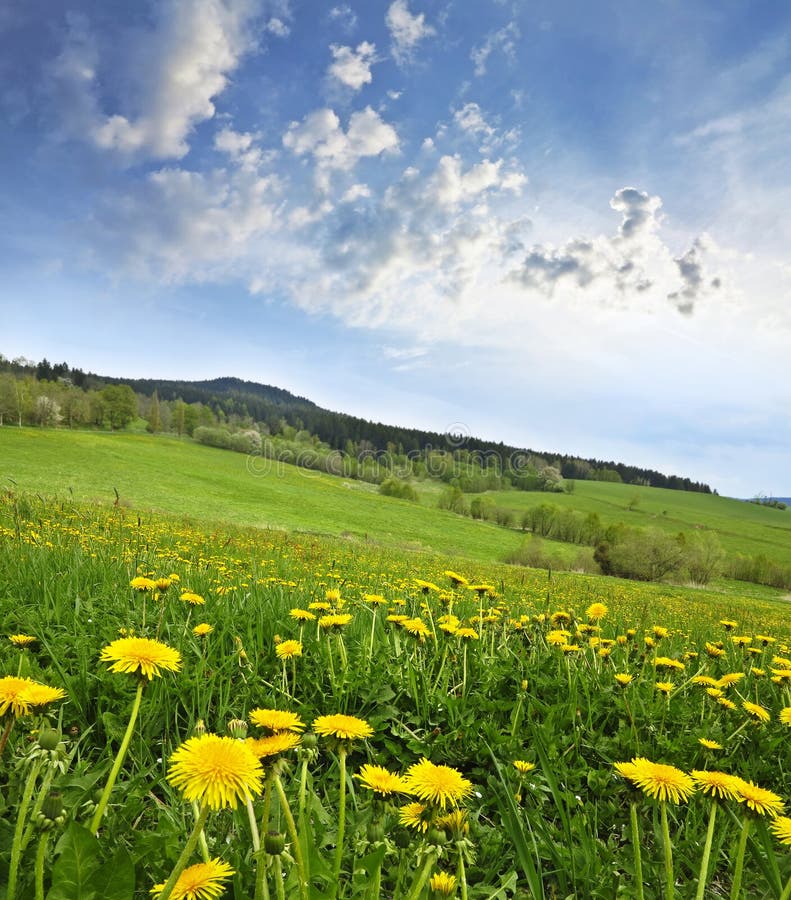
[386,0,435,65]
[51,0,261,160]
[327,42,377,91]
[453,101,520,155]
[283,106,399,190]
[471,21,520,77]
[266,17,290,37]
[329,4,358,33]
[90,161,283,282]
[509,186,720,313]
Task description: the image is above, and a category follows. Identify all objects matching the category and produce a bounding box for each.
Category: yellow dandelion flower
[444,571,468,587]
[547,630,571,646]
[249,709,305,733]
[313,714,373,742]
[399,801,432,832]
[692,676,719,687]
[414,579,441,593]
[779,707,791,726]
[435,808,469,836]
[551,611,572,625]
[167,733,263,810]
[325,588,341,603]
[180,592,206,606]
[289,609,316,621]
[99,637,182,680]
[356,764,410,795]
[755,635,775,646]
[318,613,352,629]
[742,701,770,723]
[731,777,785,817]
[706,688,724,699]
[655,682,674,696]
[455,628,479,640]
[246,731,301,759]
[652,626,669,639]
[513,760,535,775]
[429,871,457,895]
[155,577,172,592]
[403,618,431,640]
[309,601,331,611]
[705,642,725,658]
[770,816,791,847]
[717,672,745,688]
[130,576,156,592]
[717,697,737,710]
[404,758,473,810]
[363,593,388,605]
[615,673,634,687]
[691,770,741,801]
[275,640,302,660]
[615,757,696,804]
[0,677,66,718]
[655,657,685,671]
[720,619,737,630]
[562,644,580,654]
[150,857,234,899]
[9,634,36,647]
[586,602,608,621]
[192,623,213,637]
[698,738,723,750]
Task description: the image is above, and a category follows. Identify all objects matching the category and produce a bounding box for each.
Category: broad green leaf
[90,846,136,900]
[46,822,101,900]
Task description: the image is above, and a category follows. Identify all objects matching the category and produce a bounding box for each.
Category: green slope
[483,480,791,564]
[0,428,531,562]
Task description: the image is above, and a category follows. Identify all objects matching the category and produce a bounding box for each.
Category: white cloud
[329,4,358,33]
[52,0,261,160]
[283,106,399,190]
[91,162,282,282]
[471,21,519,76]
[327,42,377,91]
[266,17,290,37]
[342,183,371,202]
[386,0,435,65]
[214,127,268,171]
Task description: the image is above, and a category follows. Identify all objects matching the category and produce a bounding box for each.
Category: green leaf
[46,822,101,900]
[90,846,136,900]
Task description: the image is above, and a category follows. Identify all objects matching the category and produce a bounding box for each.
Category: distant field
[483,479,791,565]
[0,427,536,563]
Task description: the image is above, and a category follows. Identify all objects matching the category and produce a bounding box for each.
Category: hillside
[1,428,789,592]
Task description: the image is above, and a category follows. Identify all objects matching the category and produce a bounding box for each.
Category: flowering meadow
[1,491,790,898]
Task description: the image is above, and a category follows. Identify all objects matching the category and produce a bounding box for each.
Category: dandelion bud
[301,732,318,751]
[426,827,449,846]
[38,725,62,752]
[227,719,248,739]
[193,719,207,737]
[42,791,65,822]
[264,831,286,855]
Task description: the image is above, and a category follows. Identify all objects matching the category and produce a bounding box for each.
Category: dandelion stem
[660,801,675,900]
[331,747,348,897]
[255,778,274,900]
[154,803,211,900]
[273,854,286,900]
[779,873,791,900]
[246,795,261,854]
[405,848,438,900]
[629,802,645,900]
[729,817,751,900]
[273,773,308,900]
[34,832,48,900]
[0,715,15,757]
[8,758,44,900]
[695,801,717,900]
[89,678,144,835]
[457,841,469,900]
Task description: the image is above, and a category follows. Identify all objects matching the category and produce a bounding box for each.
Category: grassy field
[0,427,537,563]
[2,495,791,898]
[484,479,791,564]
[3,427,791,578]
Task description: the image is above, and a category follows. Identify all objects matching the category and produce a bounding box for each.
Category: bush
[379,477,419,502]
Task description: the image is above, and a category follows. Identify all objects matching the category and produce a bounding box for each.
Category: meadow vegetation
[1,490,791,898]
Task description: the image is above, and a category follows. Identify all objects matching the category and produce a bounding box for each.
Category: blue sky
[1,1,790,497]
